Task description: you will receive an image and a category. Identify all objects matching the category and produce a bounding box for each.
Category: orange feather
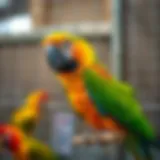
[59,65,124,133]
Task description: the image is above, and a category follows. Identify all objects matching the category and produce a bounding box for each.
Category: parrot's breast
[59,73,123,132]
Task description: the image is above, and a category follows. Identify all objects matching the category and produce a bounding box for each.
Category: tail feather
[142,144,153,160]
[150,136,160,150]
[125,136,154,160]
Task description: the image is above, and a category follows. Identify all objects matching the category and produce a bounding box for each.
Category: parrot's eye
[61,41,72,58]
[45,46,53,53]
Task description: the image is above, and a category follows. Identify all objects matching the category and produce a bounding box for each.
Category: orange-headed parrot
[42,32,160,160]
[42,32,123,133]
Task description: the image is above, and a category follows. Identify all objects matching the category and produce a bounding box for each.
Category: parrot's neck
[57,62,112,93]
[58,69,85,94]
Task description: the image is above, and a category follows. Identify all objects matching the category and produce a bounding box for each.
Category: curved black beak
[46,46,78,73]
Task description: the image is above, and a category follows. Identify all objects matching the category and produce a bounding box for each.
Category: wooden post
[29,0,53,28]
[103,0,112,21]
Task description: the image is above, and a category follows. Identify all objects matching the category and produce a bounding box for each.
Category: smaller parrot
[0,124,59,160]
[11,91,49,136]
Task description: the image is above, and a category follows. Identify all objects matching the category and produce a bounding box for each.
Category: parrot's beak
[40,92,49,102]
[46,46,78,73]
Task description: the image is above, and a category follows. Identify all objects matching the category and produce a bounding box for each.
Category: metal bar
[111,1,126,159]
[111,0,124,80]
[0,99,160,111]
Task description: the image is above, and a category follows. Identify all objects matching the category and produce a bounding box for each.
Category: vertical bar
[29,0,53,28]
[103,0,111,21]
[111,0,127,159]
[111,0,124,80]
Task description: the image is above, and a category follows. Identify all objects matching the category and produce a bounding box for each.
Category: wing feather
[83,68,155,141]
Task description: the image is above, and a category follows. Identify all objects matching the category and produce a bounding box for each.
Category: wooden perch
[72,132,125,146]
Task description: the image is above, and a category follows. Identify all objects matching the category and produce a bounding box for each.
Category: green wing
[83,68,155,141]
[26,137,59,160]
[11,105,37,136]
[100,62,135,96]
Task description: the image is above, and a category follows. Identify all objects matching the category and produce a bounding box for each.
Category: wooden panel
[52,0,106,23]
[103,0,112,21]
[30,0,53,27]
[30,0,111,26]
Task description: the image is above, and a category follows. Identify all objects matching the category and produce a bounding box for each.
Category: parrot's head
[42,32,96,74]
[25,90,49,105]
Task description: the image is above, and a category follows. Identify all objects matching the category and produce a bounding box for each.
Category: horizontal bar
[0,22,111,44]
[72,132,124,145]
[0,99,159,111]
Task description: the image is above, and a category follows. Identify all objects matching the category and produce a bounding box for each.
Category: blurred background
[0,0,159,160]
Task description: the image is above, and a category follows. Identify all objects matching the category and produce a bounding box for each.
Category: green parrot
[83,68,159,160]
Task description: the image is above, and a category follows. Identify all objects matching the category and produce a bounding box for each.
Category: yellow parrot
[11,91,49,135]
[0,124,59,160]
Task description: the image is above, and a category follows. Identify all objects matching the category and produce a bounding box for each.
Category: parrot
[42,32,124,133]
[42,32,160,160]
[0,124,59,160]
[11,90,49,136]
